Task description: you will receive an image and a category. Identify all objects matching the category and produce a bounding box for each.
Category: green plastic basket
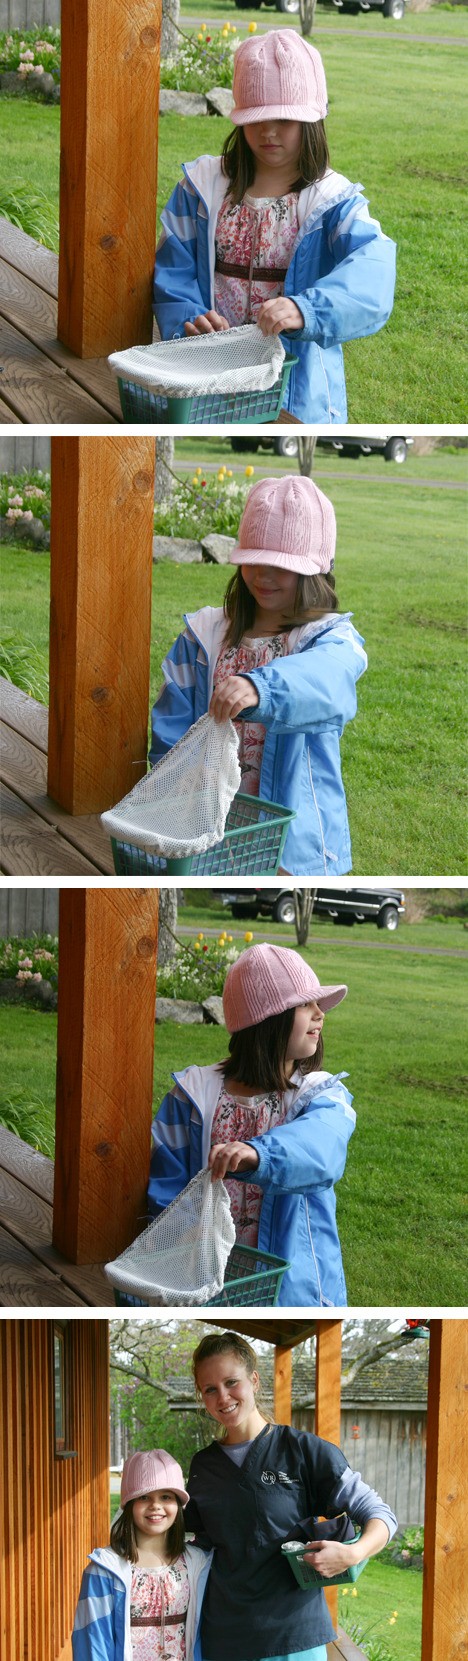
[113,1243,289,1309]
[110,791,295,876]
[116,354,298,425]
[281,1533,368,1588]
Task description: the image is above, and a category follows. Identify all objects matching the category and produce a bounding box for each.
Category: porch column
[58,0,161,356]
[52,889,159,1263]
[422,1320,468,1661]
[315,1321,342,1629]
[274,1345,292,1423]
[48,437,155,815]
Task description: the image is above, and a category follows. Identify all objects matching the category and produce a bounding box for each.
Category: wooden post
[315,1321,342,1629]
[52,889,158,1263]
[58,0,161,357]
[274,1345,292,1424]
[48,436,155,815]
[422,1320,468,1661]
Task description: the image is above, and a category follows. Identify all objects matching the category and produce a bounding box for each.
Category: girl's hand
[209,676,259,724]
[184,311,230,335]
[302,1541,358,1579]
[257,298,304,336]
[209,1142,260,1182]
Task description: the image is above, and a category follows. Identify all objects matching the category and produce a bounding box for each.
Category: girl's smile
[132,1489,178,1538]
[241,562,298,628]
[286,1000,325,1065]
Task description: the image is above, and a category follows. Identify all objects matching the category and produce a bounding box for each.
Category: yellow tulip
[244,931,254,943]
[196,467,202,475]
[217,470,225,482]
[197,932,204,939]
[227,934,233,942]
[245,465,255,477]
[192,475,199,485]
[218,935,226,945]
[340,1588,349,1597]
[351,1589,358,1598]
[194,941,201,952]
[248,20,257,31]
[197,31,203,40]
[226,468,233,476]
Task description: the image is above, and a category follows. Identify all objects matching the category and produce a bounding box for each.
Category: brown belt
[215,259,287,283]
[131,1612,187,1627]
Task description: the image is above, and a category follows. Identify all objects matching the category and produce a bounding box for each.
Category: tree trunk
[294,889,316,946]
[161,0,180,60]
[154,438,175,504]
[299,0,317,38]
[157,889,179,965]
[297,437,317,476]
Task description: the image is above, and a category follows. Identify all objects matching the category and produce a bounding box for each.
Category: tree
[110,1319,213,1470]
[157,889,179,967]
[299,0,317,37]
[297,437,317,475]
[154,437,175,505]
[294,888,316,946]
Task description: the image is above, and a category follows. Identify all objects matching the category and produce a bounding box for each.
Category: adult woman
[185,1332,397,1661]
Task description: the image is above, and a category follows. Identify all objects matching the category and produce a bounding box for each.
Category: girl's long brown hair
[222,122,330,207]
[110,1496,185,1566]
[223,568,338,649]
[221,1004,324,1093]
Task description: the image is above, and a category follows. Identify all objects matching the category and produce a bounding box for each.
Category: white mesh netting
[108,325,285,397]
[105,1169,236,1305]
[101,714,241,857]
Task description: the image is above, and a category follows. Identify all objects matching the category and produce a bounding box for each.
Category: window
[53,1323,77,1458]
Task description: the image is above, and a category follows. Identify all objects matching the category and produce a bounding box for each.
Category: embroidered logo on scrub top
[261,1470,277,1484]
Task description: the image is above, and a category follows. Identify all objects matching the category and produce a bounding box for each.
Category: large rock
[159,89,208,116]
[0,514,49,550]
[201,532,235,565]
[0,69,56,99]
[206,86,234,119]
[202,996,226,1025]
[153,535,202,564]
[156,996,204,1023]
[0,977,56,1010]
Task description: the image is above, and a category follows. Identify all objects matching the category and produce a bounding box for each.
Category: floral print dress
[213,634,289,795]
[130,1558,189,1661]
[214,193,300,327]
[211,1083,290,1247]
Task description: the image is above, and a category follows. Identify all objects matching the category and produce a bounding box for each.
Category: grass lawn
[338,1557,422,1661]
[0,10,467,420]
[1,458,466,873]
[1,914,466,1304]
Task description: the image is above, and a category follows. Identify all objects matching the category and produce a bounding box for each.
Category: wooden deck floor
[0,678,115,874]
[0,217,122,424]
[0,1125,115,1307]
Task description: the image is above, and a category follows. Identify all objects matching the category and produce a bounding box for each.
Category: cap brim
[230,104,326,124]
[315,984,348,1011]
[230,545,324,576]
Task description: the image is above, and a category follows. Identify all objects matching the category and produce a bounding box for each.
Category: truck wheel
[377,906,399,930]
[384,437,408,462]
[273,896,296,925]
[383,0,406,17]
[277,0,300,12]
[275,436,299,458]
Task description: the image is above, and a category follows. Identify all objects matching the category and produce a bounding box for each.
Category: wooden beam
[58,1,161,357]
[422,1320,468,1661]
[315,1321,342,1630]
[274,1345,292,1425]
[52,889,158,1263]
[48,437,155,815]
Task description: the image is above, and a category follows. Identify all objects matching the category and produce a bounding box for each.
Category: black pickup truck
[222,887,406,930]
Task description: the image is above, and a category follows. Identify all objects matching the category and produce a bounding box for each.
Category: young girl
[72,1450,211,1661]
[149,941,355,1307]
[150,473,367,876]
[153,29,396,423]
[185,1331,397,1661]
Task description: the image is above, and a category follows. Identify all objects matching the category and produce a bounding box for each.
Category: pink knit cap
[121,1450,189,1508]
[223,943,347,1033]
[231,30,328,125]
[230,474,336,576]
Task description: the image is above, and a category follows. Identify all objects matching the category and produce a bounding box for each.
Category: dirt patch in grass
[402,162,468,189]
[392,1070,468,1097]
[402,611,468,635]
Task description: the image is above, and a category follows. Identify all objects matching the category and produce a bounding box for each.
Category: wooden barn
[0,1316,466,1661]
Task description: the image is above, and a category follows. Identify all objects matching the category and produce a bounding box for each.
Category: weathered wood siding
[293,1406,426,1526]
[0,436,51,472]
[0,1319,109,1661]
[0,887,59,936]
[0,1,60,27]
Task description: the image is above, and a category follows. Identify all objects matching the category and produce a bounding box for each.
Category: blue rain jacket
[153,155,396,423]
[72,1544,211,1661]
[148,1063,356,1308]
[149,605,367,876]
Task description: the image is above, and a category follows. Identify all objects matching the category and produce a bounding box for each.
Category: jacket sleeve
[149,629,198,767]
[238,1088,355,1195]
[153,178,207,338]
[288,194,396,348]
[148,1090,192,1215]
[326,1467,398,1541]
[238,625,367,736]
[72,1567,116,1659]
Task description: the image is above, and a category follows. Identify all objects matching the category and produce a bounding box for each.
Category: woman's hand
[302,1541,359,1579]
[184,311,230,335]
[209,676,259,724]
[209,1142,260,1182]
[257,298,304,336]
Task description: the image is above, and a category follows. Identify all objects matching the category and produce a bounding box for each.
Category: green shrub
[0,180,58,246]
[160,22,239,93]
[154,467,251,541]
[157,932,242,1003]
[0,1088,54,1157]
[0,26,60,79]
[0,635,49,703]
[0,933,58,985]
[1,466,51,526]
